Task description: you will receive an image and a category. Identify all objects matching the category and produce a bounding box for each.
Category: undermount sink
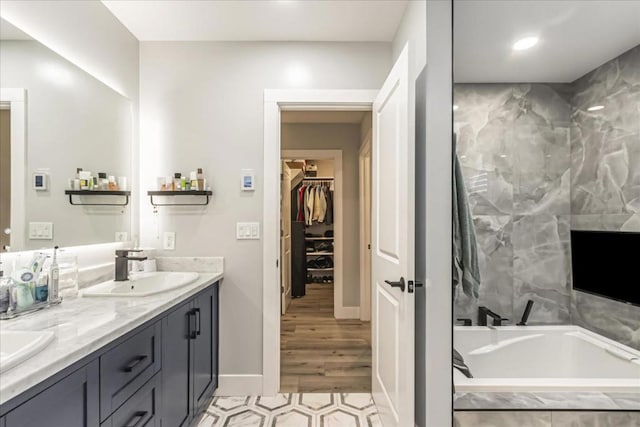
[80,271,200,298]
[0,330,56,373]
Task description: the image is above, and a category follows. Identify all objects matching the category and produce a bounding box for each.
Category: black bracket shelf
[65,190,131,206]
[147,190,213,207]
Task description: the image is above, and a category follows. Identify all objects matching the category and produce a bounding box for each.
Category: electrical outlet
[115,232,128,242]
[28,222,53,240]
[163,232,176,250]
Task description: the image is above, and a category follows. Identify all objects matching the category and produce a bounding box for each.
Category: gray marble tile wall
[454,45,640,332]
[454,83,573,324]
[454,411,640,427]
[568,45,640,349]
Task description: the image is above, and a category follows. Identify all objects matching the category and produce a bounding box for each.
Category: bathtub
[454,325,640,392]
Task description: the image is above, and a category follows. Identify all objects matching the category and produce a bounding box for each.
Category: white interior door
[280,161,292,315]
[371,45,414,427]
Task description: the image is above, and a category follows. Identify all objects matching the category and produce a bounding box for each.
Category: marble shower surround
[454,83,573,324]
[454,411,640,427]
[454,45,640,328]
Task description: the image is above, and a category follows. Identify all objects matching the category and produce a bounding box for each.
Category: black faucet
[115,249,148,282]
[478,306,507,326]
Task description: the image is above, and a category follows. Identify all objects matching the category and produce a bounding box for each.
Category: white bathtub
[454,325,640,392]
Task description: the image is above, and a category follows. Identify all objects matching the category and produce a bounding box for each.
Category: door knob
[384,277,405,292]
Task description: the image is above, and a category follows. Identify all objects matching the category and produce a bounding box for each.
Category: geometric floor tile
[320,408,361,426]
[340,393,375,411]
[271,409,313,426]
[223,408,266,427]
[199,393,378,427]
[255,393,294,412]
[212,396,252,412]
[299,393,335,411]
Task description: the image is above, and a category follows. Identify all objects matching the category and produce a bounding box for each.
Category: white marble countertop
[0,271,223,407]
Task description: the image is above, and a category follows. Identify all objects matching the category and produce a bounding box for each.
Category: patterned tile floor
[197,393,381,426]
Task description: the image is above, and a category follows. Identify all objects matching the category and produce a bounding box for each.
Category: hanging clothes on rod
[299,178,334,226]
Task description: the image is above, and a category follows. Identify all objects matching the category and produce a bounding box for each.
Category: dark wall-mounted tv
[571,230,640,306]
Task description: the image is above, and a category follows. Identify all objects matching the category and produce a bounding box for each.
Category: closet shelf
[307,268,334,272]
[65,190,131,206]
[306,252,334,256]
[305,237,334,241]
[147,190,212,206]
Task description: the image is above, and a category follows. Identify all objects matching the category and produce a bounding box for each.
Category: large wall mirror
[452,0,640,418]
[0,18,132,252]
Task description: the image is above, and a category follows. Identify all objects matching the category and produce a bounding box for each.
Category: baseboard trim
[335,306,361,319]
[215,374,263,396]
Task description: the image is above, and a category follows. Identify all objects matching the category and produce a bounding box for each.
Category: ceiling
[454,1,640,83]
[0,18,32,40]
[102,0,408,42]
[281,110,368,124]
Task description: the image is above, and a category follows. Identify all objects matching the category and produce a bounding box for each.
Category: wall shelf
[65,190,131,206]
[147,190,213,207]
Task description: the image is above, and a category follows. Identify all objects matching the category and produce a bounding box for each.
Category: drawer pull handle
[124,411,148,427]
[123,355,148,373]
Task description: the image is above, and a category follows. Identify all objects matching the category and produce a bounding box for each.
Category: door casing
[263,89,377,394]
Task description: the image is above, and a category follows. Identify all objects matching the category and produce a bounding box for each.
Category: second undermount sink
[80,271,200,298]
[0,330,56,374]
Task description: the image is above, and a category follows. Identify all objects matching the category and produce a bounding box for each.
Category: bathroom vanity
[0,273,222,427]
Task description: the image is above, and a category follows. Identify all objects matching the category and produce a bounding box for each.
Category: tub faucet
[478,306,507,326]
[115,249,147,282]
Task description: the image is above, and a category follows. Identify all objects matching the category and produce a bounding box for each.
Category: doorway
[279,118,373,392]
[263,52,416,424]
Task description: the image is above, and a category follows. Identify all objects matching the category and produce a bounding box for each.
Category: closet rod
[302,177,334,181]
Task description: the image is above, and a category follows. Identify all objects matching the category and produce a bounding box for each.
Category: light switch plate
[163,232,176,250]
[237,222,260,240]
[115,232,128,242]
[28,222,53,240]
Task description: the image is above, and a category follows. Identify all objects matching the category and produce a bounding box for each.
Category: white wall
[0,40,132,250]
[282,123,362,307]
[139,41,391,377]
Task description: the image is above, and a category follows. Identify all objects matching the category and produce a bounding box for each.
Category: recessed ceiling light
[513,36,539,51]
[587,105,605,111]
[453,105,459,111]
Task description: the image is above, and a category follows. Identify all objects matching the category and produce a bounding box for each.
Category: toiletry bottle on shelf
[108,176,118,191]
[50,246,59,302]
[79,170,90,190]
[181,175,187,191]
[197,168,205,191]
[190,171,198,190]
[98,173,108,190]
[173,173,182,191]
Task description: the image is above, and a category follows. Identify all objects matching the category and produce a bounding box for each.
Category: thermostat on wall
[241,170,255,191]
[33,172,49,191]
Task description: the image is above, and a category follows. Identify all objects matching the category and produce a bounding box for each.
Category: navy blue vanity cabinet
[162,282,220,426]
[161,299,194,427]
[192,284,219,414]
[4,360,99,427]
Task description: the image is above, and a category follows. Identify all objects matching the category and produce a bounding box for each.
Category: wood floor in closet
[280,283,372,393]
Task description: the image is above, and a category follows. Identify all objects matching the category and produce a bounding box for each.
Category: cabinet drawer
[100,322,161,421]
[101,374,161,427]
